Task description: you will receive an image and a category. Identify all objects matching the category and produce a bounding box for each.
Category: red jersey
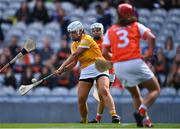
[96,38,103,50]
[103,22,150,62]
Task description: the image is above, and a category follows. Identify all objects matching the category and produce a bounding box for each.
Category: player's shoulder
[128,21,139,28]
[108,24,119,31]
[82,34,95,44]
[80,34,96,46]
[105,25,119,36]
[134,22,148,29]
[83,34,93,40]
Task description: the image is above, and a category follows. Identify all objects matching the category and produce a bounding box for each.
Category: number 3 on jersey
[116,29,129,48]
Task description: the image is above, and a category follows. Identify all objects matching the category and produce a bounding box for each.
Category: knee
[152,78,161,95]
[151,85,161,96]
[99,87,110,97]
[155,86,160,96]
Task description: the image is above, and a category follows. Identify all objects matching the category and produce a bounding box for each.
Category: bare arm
[143,31,156,60]
[66,60,78,70]
[102,45,112,61]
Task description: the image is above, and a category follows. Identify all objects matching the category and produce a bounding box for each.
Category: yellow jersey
[71,34,104,69]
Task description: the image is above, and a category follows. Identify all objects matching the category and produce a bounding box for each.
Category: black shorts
[79,74,109,84]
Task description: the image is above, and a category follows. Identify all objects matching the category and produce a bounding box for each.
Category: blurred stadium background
[0,0,180,124]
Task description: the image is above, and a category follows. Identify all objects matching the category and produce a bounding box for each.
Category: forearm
[56,47,86,74]
[143,32,156,59]
[147,38,155,56]
[61,53,78,68]
[102,47,112,61]
[64,61,77,71]
[103,52,112,61]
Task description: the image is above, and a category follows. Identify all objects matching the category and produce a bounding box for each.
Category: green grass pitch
[0,123,180,128]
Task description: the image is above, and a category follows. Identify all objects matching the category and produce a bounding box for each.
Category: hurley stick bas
[0,38,36,72]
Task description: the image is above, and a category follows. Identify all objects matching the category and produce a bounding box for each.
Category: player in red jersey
[102,3,160,127]
[89,23,118,123]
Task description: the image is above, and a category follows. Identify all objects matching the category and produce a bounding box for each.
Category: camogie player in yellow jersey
[55,21,120,123]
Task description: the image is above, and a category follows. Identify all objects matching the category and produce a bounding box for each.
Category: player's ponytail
[116,14,137,26]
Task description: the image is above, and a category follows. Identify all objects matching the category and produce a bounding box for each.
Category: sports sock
[95,113,102,122]
[81,117,88,123]
[110,110,117,117]
[138,104,147,116]
[139,104,147,111]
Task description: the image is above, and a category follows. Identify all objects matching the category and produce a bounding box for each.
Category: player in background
[102,3,160,127]
[89,23,116,123]
[55,21,120,123]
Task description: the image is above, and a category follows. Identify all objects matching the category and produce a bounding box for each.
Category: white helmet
[67,21,84,35]
[90,23,104,34]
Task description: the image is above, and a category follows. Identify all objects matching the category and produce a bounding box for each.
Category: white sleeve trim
[137,23,150,38]
[103,30,110,45]
[79,46,90,48]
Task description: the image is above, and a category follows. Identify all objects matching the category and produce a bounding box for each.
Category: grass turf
[0,123,180,128]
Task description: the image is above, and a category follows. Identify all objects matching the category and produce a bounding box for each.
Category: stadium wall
[0,99,179,123]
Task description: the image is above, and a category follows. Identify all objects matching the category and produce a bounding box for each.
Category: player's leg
[126,77,160,127]
[140,76,160,109]
[126,86,143,110]
[96,75,120,123]
[138,77,160,127]
[90,81,114,123]
[113,59,159,127]
[126,86,144,127]
[78,80,93,123]
[96,92,104,121]
[93,74,115,122]
[89,92,104,123]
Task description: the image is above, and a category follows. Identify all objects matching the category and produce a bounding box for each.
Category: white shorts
[80,63,109,80]
[114,59,154,87]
